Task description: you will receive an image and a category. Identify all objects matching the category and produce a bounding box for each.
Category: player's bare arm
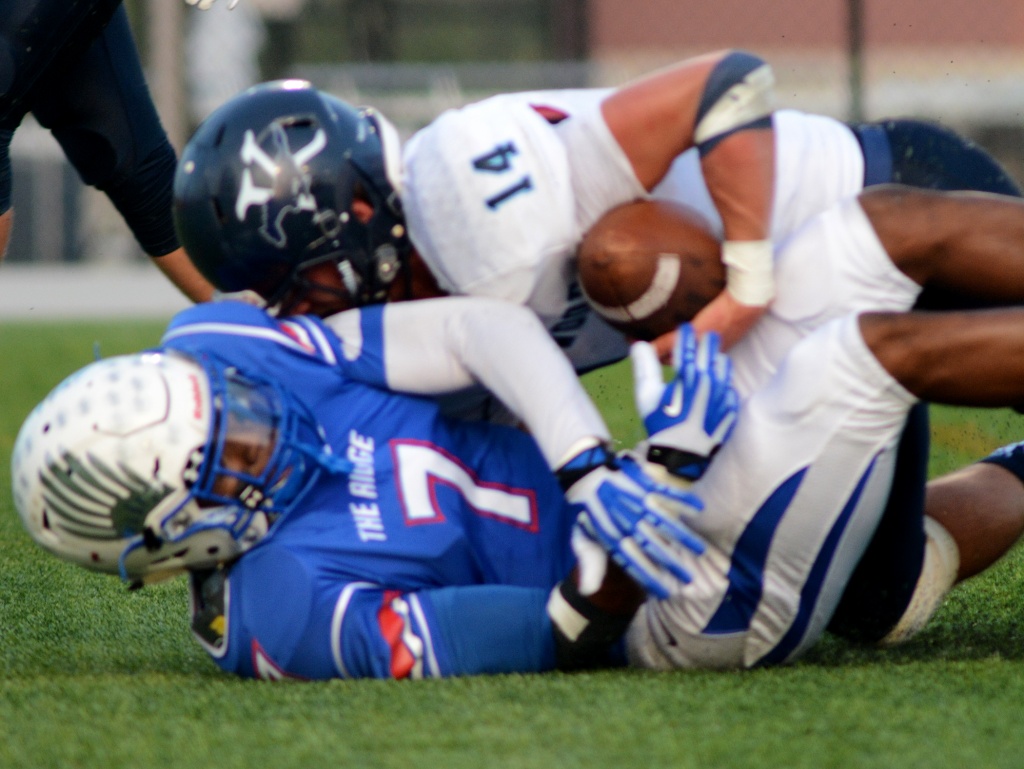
[601,50,776,349]
[153,246,216,303]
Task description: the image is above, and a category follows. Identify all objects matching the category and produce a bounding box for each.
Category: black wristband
[555,444,615,492]
[646,445,710,481]
[547,577,636,671]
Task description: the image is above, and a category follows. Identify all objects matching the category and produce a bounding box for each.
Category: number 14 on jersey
[472,142,534,210]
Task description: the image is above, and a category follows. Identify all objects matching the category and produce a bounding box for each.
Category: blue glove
[562,450,705,600]
[631,324,739,481]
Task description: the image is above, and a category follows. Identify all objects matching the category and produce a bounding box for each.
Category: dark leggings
[0,2,178,255]
[0,0,122,210]
[852,118,1022,197]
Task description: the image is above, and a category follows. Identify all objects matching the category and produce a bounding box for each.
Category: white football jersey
[402,90,635,373]
[402,88,867,375]
[399,88,938,670]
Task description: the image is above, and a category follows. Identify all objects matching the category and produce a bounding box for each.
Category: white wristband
[722,239,775,306]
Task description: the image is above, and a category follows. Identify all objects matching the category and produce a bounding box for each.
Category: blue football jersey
[162,301,578,679]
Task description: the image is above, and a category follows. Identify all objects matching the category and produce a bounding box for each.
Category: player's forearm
[152,247,216,303]
[375,297,611,467]
[449,302,611,467]
[701,129,776,308]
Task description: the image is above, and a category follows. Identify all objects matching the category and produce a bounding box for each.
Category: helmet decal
[174,81,411,307]
[40,451,175,541]
[235,123,335,249]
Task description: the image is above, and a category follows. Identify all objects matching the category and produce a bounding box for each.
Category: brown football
[577,199,725,341]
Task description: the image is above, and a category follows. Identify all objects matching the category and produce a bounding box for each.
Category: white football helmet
[11,350,342,586]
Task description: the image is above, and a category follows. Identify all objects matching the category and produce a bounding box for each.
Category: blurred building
[592,0,1024,121]
[7,0,1024,267]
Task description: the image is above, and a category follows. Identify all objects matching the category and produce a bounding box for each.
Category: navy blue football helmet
[173,80,410,308]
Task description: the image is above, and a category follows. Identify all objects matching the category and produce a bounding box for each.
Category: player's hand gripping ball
[578,199,725,341]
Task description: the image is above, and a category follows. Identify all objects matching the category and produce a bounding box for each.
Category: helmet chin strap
[118,437,353,586]
[275,269,355,316]
[400,249,414,301]
[119,504,273,587]
[294,443,353,475]
[279,252,410,312]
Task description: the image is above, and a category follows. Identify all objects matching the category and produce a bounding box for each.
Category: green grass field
[2,320,1024,769]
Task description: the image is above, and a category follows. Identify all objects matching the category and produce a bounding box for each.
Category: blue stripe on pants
[704,468,806,635]
[759,454,880,666]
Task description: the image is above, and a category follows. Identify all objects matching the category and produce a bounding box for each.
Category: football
[577,199,725,341]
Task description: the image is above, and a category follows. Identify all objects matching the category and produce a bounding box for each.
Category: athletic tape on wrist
[547,579,635,670]
[722,239,774,306]
[547,583,590,642]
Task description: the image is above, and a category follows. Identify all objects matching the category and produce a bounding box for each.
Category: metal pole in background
[148,0,187,150]
[551,0,589,60]
[848,0,864,122]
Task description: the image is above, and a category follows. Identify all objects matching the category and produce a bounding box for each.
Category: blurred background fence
[6,0,1024,270]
